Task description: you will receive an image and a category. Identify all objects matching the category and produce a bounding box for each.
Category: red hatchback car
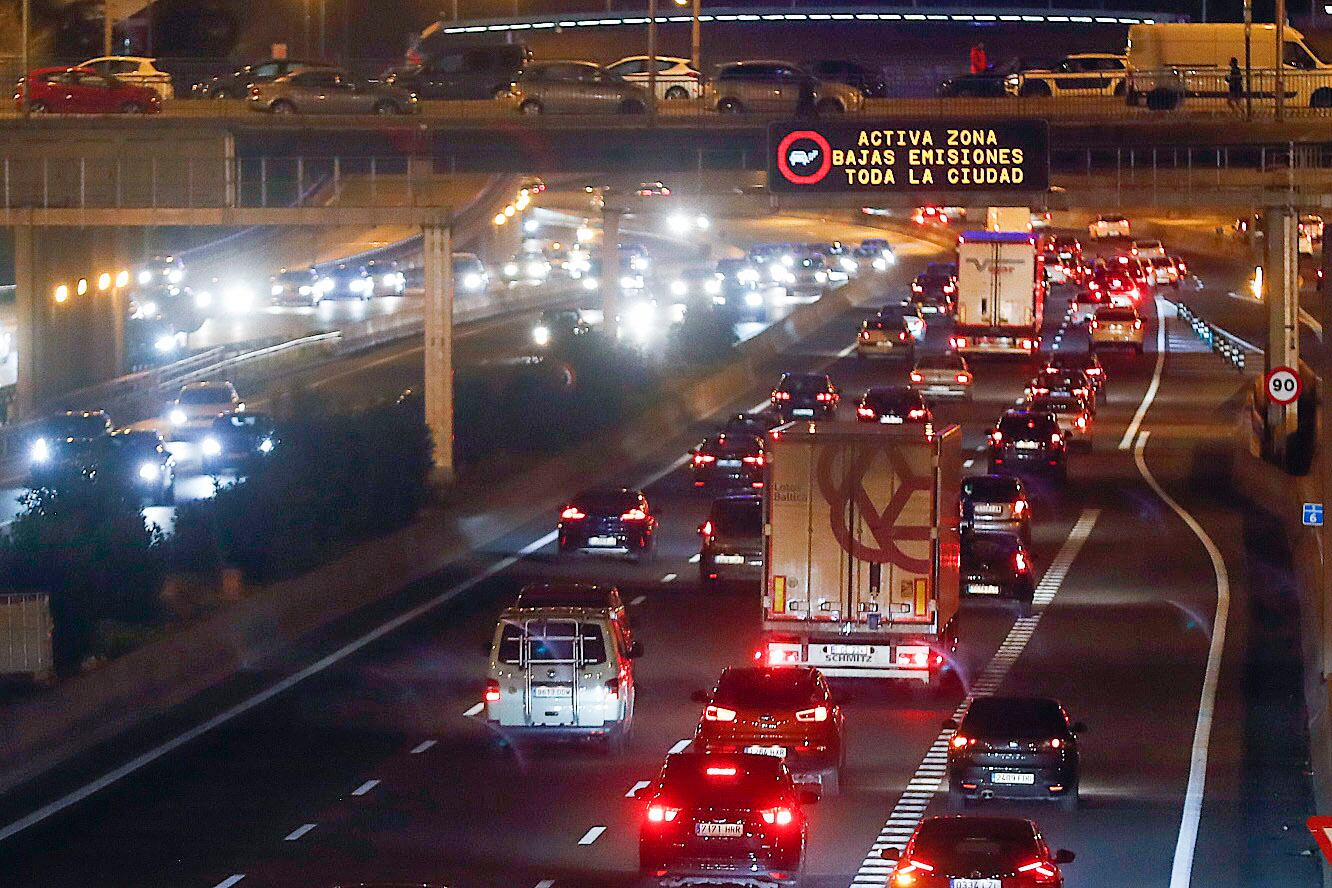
[17,67,161,114]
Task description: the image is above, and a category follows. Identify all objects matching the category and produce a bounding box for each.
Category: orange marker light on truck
[773,576,787,613]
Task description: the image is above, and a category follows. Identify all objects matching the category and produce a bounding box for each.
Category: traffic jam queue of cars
[475,219,1180,887]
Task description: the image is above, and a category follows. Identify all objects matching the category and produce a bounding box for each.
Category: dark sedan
[946,696,1085,809]
[856,385,933,432]
[689,432,764,488]
[558,486,658,560]
[316,264,373,300]
[192,59,334,99]
[698,494,764,586]
[200,412,278,474]
[92,430,176,506]
[988,409,1067,480]
[962,530,1036,607]
[28,411,114,485]
[771,372,839,422]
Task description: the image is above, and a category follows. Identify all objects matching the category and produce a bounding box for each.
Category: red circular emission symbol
[1265,365,1301,405]
[776,129,832,186]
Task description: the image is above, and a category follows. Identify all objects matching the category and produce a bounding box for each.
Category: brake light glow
[772,390,791,401]
[1051,433,1063,446]
[1020,338,1036,350]
[705,765,737,776]
[1086,367,1102,375]
[742,454,765,465]
[950,734,973,749]
[767,641,802,665]
[816,392,835,402]
[795,705,829,722]
[647,803,680,822]
[693,453,716,465]
[560,506,585,520]
[1018,860,1059,880]
[950,336,969,349]
[860,330,871,340]
[704,705,737,722]
[898,331,908,341]
[990,430,1003,444]
[1076,415,1087,429]
[910,371,924,384]
[893,858,936,886]
[857,406,876,419]
[760,807,795,826]
[621,507,647,521]
[956,372,971,384]
[1048,737,1064,749]
[907,408,926,419]
[1134,318,1143,329]
[700,520,713,538]
[1013,499,1028,516]
[484,679,501,703]
[1014,550,1029,573]
[1089,320,1099,330]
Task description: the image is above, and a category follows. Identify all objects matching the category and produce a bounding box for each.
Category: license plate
[717,459,741,468]
[588,535,618,547]
[696,822,744,837]
[744,744,787,758]
[880,416,904,424]
[968,584,1001,595]
[950,880,1001,888]
[531,685,571,698]
[992,771,1035,784]
[974,504,1004,515]
[1015,440,1040,450]
[714,554,744,564]
[792,408,814,417]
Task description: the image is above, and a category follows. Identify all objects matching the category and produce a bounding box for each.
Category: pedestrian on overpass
[970,42,988,75]
[1226,57,1243,111]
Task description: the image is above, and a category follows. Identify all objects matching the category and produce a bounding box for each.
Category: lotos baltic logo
[776,130,832,185]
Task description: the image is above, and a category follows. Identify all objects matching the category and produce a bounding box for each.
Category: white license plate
[588,535,618,547]
[696,822,744,837]
[792,408,814,417]
[1015,440,1040,450]
[531,685,571,698]
[992,771,1035,785]
[880,416,904,424]
[714,554,744,564]
[968,584,1002,595]
[951,880,1001,888]
[717,459,741,468]
[744,744,787,758]
[973,504,1004,515]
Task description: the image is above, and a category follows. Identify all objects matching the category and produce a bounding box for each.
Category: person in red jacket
[970,42,988,75]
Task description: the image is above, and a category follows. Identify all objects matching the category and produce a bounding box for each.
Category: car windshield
[962,697,1067,736]
[866,388,918,411]
[659,755,786,807]
[574,490,639,514]
[42,415,107,439]
[497,619,607,665]
[781,375,829,394]
[999,414,1057,436]
[917,354,966,371]
[703,434,760,455]
[100,433,161,459]
[714,668,818,708]
[712,497,762,536]
[911,818,1039,871]
[1097,309,1138,322]
[962,476,1021,501]
[180,387,232,405]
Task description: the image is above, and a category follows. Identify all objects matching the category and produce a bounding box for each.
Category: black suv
[690,432,764,489]
[961,530,1036,608]
[946,696,1086,809]
[385,43,530,100]
[988,409,1067,480]
[771,372,839,422]
[699,494,764,586]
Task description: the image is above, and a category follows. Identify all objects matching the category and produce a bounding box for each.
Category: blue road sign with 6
[1303,503,1324,527]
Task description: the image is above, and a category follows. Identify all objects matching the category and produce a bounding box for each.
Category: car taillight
[1088,281,1099,290]
[767,641,801,665]
[560,506,585,520]
[956,372,971,384]
[693,453,716,465]
[898,331,908,341]
[1020,338,1036,350]
[1017,860,1060,882]
[944,284,955,293]
[1047,737,1064,749]
[484,679,501,703]
[760,807,796,826]
[1013,499,1028,516]
[893,857,937,886]
[647,803,680,823]
[795,705,828,722]
[621,507,647,521]
[1076,415,1087,429]
[772,390,791,401]
[1014,550,1029,573]
[950,734,974,749]
[860,330,871,340]
[704,705,737,721]
[1089,320,1099,330]
[1051,433,1063,446]
[742,454,765,465]
[911,283,923,292]
[700,519,713,537]
[990,430,1003,444]
[706,765,738,776]
[605,678,620,700]
[907,408,926,419]
[815,392,834,402]
[910,371,924,383]
[1134,318,1143,329]
[248,86,260,97]
[950,336,969,349]
[857,406,876,419]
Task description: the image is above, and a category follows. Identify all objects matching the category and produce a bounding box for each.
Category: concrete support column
[13,225,43,422]
[600,207,622,339]
[422,222,455,483]
[1265,207,1300,462]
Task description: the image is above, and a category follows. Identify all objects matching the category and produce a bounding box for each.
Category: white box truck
[986,206,1032,233]
[1126,22,1332,109]
[951,230,1045,355]
[761,423,961,688]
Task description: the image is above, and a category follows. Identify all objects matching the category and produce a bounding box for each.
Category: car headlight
[873,257,888,271]
[462,272,483,291]
[695,215,710,230]
[298,285,312,296]
[840,257,858,273]
[631,257,648,272]
[137,270,153,285]
[738,269,759,284]
[168,269,183,284]
[781,255,794,267]
[194,290,213,309]
[1006,74,1020,87]
[224,284,254,311]
[745,291,764,308]
[258,437,275,454]
[526,261,547,279]
[317,277,335,293]
[170,409,187,426]
[271,284,285,297]
[349,278,369,294]
[154,334,177,353]
[138,462,160,481]
[382,274,397,288]
[140,300,159,319]
[503,262,519,277]
[815,271,828,283]
[670,303,687,323]
[582,277,598,291]
[533,325,551,346]
[29,438,50,464]
[201,437,222,457]
[620,274,642,290]
[670,280,688,298]
[667,213,690,235]
[704,279,722,296]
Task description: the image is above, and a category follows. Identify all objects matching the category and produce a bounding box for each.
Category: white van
[484,585,642,751]
[1126,22,1332,108]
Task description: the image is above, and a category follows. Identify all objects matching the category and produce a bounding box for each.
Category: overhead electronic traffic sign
[1265,366,1301,405]
[768,120,1049,194]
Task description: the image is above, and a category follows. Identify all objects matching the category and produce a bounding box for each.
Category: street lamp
[97,272,112,292]
[53,285,69,304]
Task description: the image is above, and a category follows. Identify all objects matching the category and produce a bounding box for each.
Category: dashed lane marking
[688,554,701,564]
[211,877,245,888]
[578,825,607,845]
[283,823,317,841]
[626,780,651,798]
[848,509,1100,886]
[410,740,437,754]
[962,459,974,469]
[351,779,380,797]
[463,702,484,717]
[669,738,692,754]
[536,881,556,888]
[661,573,677,583]
[630,594,647,605]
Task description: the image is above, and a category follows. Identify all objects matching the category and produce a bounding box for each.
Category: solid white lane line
[410,740,437,754]
[848,509,1100,886]
[578,825,607,845]
[963,459,974,469]
[638,453,692,490]
[661,573,677,583]
[211,877,245,888]
[626,780,651,798]
[351,779,380,797]
[669,738,692,754]
[463,702,484,717]
[1119,295,1168,450]
[688,553,701,564]
[284,823,317,841]
[630,594,647,606]
[1135,431,1231,888]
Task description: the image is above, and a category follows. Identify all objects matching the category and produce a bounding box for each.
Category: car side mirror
[1054,849,1076,864]
[942,718,958,730]
[690,689,711,704]
[798,787,820,805]
[1071,721,1087,734]
[880,846,901,862]
[628,640,645,659]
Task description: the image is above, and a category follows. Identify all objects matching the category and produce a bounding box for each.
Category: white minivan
[484,583,642,751]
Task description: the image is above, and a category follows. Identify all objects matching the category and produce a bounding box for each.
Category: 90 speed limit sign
[1265,366,1302,405]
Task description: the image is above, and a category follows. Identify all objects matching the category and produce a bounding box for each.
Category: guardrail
[1175,301,1254,372]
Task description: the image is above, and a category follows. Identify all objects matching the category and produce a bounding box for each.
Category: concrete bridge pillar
[600,207,622,340]
[13,226,130,421]
[422,222,455,483]
[1264,208,1300,463]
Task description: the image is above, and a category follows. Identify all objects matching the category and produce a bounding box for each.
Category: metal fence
[1175,300,1253,372]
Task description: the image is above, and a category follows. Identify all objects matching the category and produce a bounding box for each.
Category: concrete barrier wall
[0,282,860,797]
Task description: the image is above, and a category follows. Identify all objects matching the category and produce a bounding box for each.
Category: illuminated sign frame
[768,120,1050,193]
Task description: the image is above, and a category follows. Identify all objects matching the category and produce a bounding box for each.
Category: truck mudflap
[758,625,958,683]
